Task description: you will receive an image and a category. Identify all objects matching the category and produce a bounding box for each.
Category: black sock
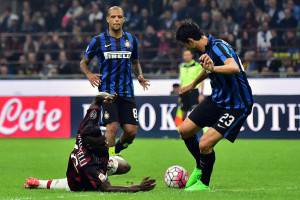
[115,138,133,154]
[183,135,201,168]
[199,150,215,186]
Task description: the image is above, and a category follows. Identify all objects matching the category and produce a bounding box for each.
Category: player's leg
[115,97,139,154]
[178,97,220,166]
[178,97,221,189]
[115,124,137,154]
[179,92,189,119]
[197,128,222,186]
[186,108,250,191]
[178,118,202,168]
[178,118,205,189]
[24,177,70,190]
[184,128,222,191]
[108,156,131,175]
[102,100,119,154]
[106,122,119,147]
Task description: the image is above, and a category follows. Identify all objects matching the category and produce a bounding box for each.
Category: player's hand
[198,94,205,103]
[137,75,150,90]
[137,177,156,191]
[129,177,156,192]
[96,92,117,104]
[199,54,214,73]
[87,73,101,87]
[103,93,117,103]
[179,83,194,95]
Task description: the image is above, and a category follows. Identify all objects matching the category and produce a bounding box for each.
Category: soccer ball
[164,165,189,188]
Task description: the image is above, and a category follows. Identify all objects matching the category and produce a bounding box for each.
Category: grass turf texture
[0,139,300,200]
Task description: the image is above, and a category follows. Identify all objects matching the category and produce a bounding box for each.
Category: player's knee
[199,138,213,154]
[106,123,118,134]
[177,126,187,139]
[124,127,137,138]
[119,163,131,174]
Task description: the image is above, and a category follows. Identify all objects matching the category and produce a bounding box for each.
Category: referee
[179,49,204,115]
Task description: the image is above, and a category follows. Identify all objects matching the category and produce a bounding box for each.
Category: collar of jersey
[183,60,196,67]
[106,29,126,39]
[205,34,214,52]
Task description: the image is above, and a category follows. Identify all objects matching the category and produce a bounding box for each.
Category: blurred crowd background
[0,0,299,79]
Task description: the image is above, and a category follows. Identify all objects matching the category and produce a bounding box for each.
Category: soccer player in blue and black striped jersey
[175,21,253,191]
[80,6,150,156]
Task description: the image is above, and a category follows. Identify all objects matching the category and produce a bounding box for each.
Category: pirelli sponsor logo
[104,51,132,59]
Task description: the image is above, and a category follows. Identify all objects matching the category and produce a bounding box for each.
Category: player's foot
[24,177,40,189]
[185,168,202,188]
[109,146,116,156]
[184,180,209,191]
[109,146,122,157]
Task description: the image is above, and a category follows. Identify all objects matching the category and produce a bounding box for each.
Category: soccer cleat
[184,180,209,191]
[109,146,116,156]
[185,168,202,188]
[24,177,40,189]
[109,146,122,157]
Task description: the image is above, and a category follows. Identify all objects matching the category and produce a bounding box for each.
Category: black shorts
[102,96,138,126]
[188,97,252,142]
[179,89,199,111]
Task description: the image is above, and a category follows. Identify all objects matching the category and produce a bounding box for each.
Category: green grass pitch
[0,138,300,200]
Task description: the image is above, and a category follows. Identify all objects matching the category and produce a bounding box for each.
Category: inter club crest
[125,40,130,48]
[104,111,110,120]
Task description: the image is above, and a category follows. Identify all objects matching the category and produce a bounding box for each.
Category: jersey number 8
[132,108,138,122]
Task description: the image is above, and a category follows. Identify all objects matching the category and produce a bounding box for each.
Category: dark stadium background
[0,0,299,78]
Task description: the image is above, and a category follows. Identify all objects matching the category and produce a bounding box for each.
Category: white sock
[37,180,49,189]
[38,178,69,190]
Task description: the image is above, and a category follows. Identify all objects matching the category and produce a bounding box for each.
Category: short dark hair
[173,83,180,88]
[176,20,205,43]
[81,125,102,137]
[81,125,107,153]
[107,6,124,17]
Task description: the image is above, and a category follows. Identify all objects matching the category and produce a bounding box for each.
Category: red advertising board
[0,97,70,138]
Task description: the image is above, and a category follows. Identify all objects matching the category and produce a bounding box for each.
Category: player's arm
[198,72,206,102]
[180,70,208,94]
[132,59,142,78]
[132,59,144,79]
[80,37,101,87]
[80,57,101,88]
[200,43,240,74]
[201,56,240,74]
[132,60,150,90]
[131,35,150,90]
[100,177,156,192]
[216,58,240,73]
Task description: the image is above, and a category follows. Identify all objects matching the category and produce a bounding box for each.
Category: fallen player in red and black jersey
[24,155,131,191]
[24,92,155,192]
